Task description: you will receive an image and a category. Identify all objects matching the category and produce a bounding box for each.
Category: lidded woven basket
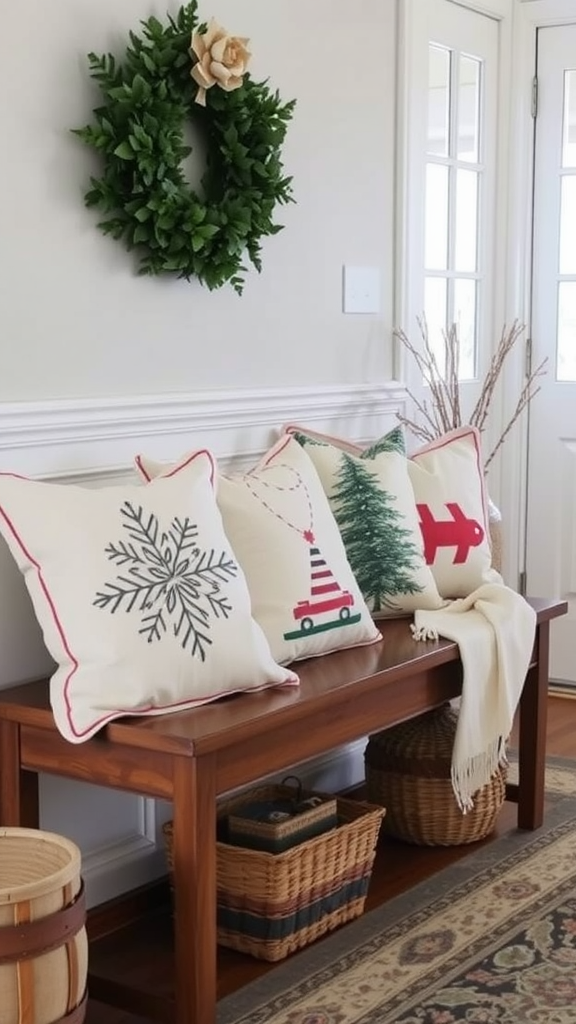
[364,703,507,846]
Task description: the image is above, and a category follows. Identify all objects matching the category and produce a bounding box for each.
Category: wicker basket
[163,793,385,962]
[0,827,88,1024]
[364,704,507,846]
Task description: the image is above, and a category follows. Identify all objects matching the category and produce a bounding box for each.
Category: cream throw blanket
[411,583,536,812]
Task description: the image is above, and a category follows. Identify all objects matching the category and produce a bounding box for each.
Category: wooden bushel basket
[0,828,88,1024]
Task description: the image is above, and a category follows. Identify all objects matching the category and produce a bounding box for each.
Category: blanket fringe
[451,738,505,813]
[410,624,439,641]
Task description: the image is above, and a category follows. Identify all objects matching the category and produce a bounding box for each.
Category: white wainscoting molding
[0,382,407,906]
[0,382,407,479]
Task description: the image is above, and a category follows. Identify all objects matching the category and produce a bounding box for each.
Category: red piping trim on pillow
[410,427,489,529]
[0,487,81,727]
[258,432,293,467]
[284,424,360,454]
[0,452,292,742]
[134,448,216,487]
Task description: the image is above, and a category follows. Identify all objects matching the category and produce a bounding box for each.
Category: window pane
[453,279,477,379]
[455,169,478,272]
[458,56,481,162]
[425,164,449,270]
[560,175,576,274]
[428,45,450,157]
[558,282,576,381]
[424,277,448,367]
[562,70,576,168]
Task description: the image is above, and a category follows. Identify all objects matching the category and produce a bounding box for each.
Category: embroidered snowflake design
[93,501,238,660]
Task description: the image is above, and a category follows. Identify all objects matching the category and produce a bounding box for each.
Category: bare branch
[483,357,548,470]
[470,320,525,432]
[394,318,547,472]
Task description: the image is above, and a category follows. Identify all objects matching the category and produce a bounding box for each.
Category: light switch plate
[342,266,381,314]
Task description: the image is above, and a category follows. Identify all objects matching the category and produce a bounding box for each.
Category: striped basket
[0,827,88,1024]
[164,794,385,962]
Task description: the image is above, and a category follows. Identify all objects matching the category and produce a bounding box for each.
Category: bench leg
[0,721,39,827]
[517,619,550,829]
[172,753,217,1024]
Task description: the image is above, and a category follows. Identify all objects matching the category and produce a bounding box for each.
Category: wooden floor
[85,694,576,1024]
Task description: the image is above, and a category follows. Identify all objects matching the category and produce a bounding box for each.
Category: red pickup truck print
[283,544,360,640]
[293,590,354,632]
[417,502,484,565]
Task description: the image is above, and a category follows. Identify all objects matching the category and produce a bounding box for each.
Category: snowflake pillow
[0,452,297,744]
[407,427,500,597]
[285,425,444,617]
[136,436,381,663]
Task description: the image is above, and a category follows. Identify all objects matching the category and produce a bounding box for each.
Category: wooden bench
[0,597,567,1024]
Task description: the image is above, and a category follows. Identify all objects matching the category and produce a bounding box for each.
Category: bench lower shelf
[86,796,522,1023]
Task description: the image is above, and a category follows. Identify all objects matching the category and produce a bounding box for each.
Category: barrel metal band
[0,881,86,963]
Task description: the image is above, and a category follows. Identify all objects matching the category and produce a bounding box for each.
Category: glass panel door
[425,44,483,381]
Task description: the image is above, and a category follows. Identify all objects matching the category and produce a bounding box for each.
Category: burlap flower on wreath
[190,18,251,106]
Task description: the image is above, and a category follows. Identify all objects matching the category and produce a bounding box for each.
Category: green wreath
[73,2,296,294]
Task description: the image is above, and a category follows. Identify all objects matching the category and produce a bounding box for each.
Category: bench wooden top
[0,598,565,760]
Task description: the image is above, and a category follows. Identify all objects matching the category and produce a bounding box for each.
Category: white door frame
[396,0,576,590]
[499,0,576,587]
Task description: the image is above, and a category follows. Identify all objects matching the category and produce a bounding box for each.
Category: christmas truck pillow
[136,436,381,664]
[407,427,500,597]
[0,452,298,744]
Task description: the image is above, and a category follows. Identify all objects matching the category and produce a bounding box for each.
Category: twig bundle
[394,319,547,472]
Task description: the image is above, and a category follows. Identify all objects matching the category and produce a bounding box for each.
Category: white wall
[0,0,397,401]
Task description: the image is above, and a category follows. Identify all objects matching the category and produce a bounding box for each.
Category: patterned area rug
[218,756,576,1024]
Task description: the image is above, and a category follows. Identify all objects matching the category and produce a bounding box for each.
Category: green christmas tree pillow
[0,451,298,743]
[286,426,445,617]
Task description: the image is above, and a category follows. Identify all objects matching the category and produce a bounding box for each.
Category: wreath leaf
[72,0,296,294]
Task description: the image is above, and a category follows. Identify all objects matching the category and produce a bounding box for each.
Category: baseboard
[549,683,576,700]
[87,877,171,942]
